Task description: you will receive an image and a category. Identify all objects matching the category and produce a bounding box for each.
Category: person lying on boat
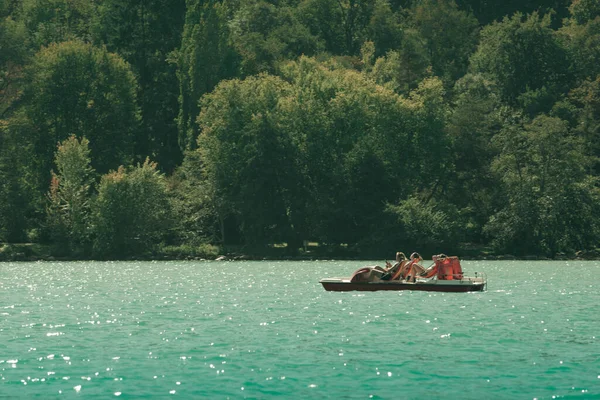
[350,252,407,283]
[380,252,408,281]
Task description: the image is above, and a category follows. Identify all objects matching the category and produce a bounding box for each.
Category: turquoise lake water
[0,260,598,399]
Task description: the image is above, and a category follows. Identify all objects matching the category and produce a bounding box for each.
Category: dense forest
[1,0,599,260]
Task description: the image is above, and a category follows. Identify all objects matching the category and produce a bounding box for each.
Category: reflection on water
[0,260,599,398]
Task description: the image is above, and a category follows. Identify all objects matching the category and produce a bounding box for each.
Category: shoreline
[2,242,598,262]
[1,253,599,262]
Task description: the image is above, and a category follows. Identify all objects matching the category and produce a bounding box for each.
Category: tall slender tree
[0,7,28,117]
[0,115,31,242]
[93,0,186,172]
[46,135,95,254]
[177,0,239,152]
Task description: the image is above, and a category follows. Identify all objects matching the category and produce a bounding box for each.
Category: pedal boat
[320,255,486,292]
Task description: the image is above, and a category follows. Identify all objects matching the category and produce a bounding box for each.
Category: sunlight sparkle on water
[1,260,599,398]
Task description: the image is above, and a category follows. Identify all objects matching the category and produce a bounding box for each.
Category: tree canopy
[1,0,599,259]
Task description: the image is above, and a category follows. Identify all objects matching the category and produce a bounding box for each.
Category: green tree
[22,40,139,194]
[335,0,375,55]
[92,0,186,171]
[297,0,345,54]
[169,150,220,246]
[279,59,450,246]
[406,76,452,186]
[0,9,28,117]
[386,195,462,254]
[197,74,306,249]
[485,115,600,256]
[369,29,432,94]
[556,76,600,174]
[445,73,504,240]
[177,0,239,151]
[229,1,321,75]
[197,57,439,248]
[470,12,572,114]
[559,8,600,82]
[21,0,96,48]
[278,58,403,245]
[92,159,173,258]
[409,0,479,87]
[568,0,600,25]
[297,0,374,55]
[46,135,95,254]
[366,0,403,57]
[455,0,571,26]
[0,115,32,242]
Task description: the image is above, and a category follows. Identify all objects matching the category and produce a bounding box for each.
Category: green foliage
[445,73,504,240]
[1,0,600,259]
[92,0,186,172]
[177,0,239,151]
[369,30,431,94]
[455,0,571,26]
[297,0,374,55]
[45,135,95,254]
[22,40,139,193]
[386,195,462,253]
[485,115,600,256]
[559,13,600,82]
[366,0,403,57]
[279,57,411,244]
[159,243,220,259]
[21,0,96,48]
[196,56,453,248]
[92,159,173,258]
[557,76,600,174]
[0,13,28,116]
[409,0,479,87]
[197,73,303,247]
[230,1,322,75]
[0,243,37,260]
[568,0,600,25]
[408,77,452,173]
[169,151,220,245]
[0,113,37,242]
[334,0,376,55]
[297,0,345,54]
[470,12,572,113]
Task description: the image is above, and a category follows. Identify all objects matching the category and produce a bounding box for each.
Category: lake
[0,260,598,399]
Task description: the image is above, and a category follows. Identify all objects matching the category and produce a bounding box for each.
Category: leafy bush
[159,243,219,259]
[92,159,173,259]
[386,196,462,254]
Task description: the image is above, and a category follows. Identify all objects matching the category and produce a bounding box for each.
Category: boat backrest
[434,256,463,280]
[452,257,463,279]
[350,267,372,283]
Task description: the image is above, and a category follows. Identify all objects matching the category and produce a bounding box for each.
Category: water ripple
[1,260,599,398]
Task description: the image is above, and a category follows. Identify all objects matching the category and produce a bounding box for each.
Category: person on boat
[380,252,407,280]
[381,251,408,281]
[403,252,424,282]
[389,252,418,281]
